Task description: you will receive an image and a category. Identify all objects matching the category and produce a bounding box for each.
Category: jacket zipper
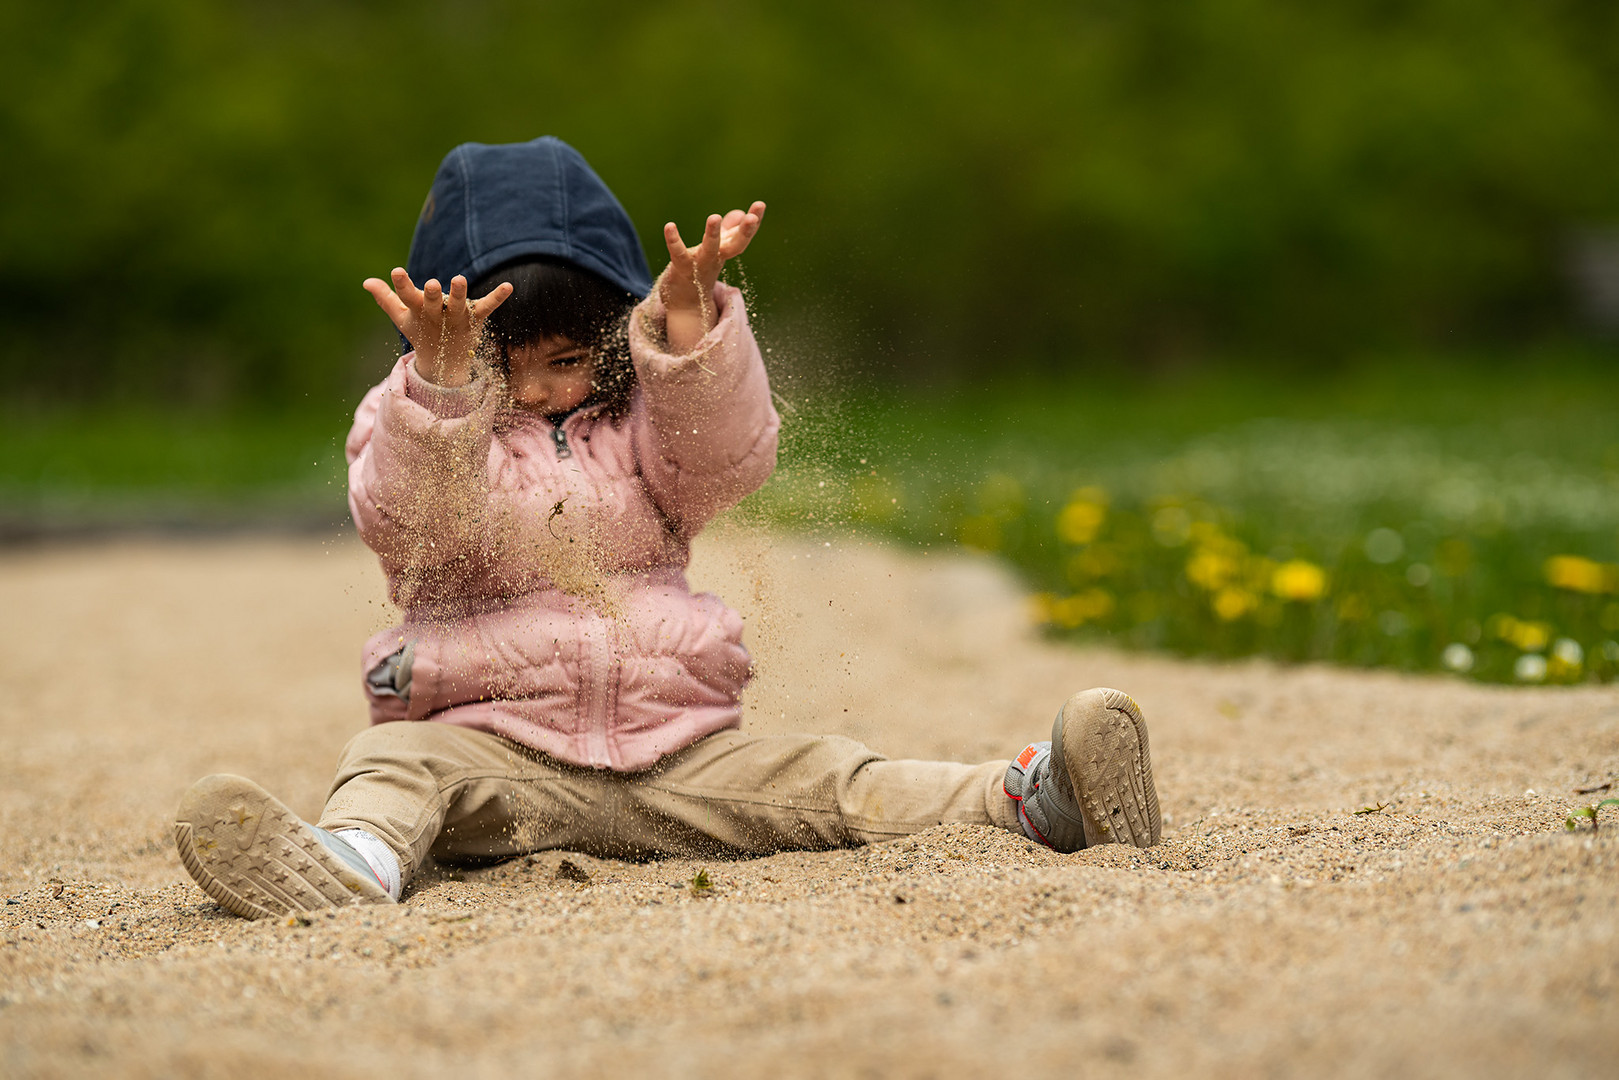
[550,423,572,459]
[583,613,617,768]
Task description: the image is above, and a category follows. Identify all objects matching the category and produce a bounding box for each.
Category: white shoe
[1004,687,1161,851]
[174,774,394,919]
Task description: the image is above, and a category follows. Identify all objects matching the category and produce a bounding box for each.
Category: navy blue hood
[405,137,654,300]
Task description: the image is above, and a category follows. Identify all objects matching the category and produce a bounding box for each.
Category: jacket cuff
[404,354,487,419]
[631,280,737,378]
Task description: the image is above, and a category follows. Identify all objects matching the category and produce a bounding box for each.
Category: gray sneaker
[174,774,393,919]
[1004,687,1162,852]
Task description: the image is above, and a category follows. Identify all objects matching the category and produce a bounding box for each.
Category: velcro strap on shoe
[1004,742,1055,847]
[1004,737,1087,853]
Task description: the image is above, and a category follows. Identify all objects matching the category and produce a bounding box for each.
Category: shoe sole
[174,774,391,920]
[1055,687,1162,848]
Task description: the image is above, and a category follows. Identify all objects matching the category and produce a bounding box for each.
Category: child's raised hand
[363,269,514,386]
[660,201,765,355]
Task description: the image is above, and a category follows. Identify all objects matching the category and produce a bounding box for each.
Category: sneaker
[1004,687,1162,852]
[174,774,393,919]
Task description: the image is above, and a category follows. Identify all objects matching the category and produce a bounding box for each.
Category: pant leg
[317,722,604,883]
[318,721,1020,879]
[603,731,1019,858]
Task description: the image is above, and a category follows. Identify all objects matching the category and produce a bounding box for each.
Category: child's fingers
[420,278,445,333]
[471,281,514,319]
[362,278,413,332]
[447,275,473,323]
[699,214,722,259]
[663,221,690,261]
[721,202,766,233]
[719,203,765,259]
[390,267,424,308]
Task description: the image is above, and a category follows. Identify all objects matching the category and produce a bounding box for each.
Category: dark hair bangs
[470,257,640,413]
[471,258,635,351]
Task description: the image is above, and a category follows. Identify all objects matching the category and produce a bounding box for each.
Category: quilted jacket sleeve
[345,356,497,576]
[627,281,781,538]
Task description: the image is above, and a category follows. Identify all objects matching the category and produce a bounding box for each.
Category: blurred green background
[3,1,1617,681]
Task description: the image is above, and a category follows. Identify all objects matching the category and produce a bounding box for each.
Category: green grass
[4,354,1617,683]
[0,405,353,530]
[746,354,1619,685]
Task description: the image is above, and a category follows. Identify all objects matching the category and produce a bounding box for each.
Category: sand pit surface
[2,525,1617,1078]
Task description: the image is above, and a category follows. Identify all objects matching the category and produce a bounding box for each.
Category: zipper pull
[551,424,572,459]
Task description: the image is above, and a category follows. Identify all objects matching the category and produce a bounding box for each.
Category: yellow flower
[1544,555,1616,595]
[1271,559,1327,602]
[1186,548,1240,590]
[1489,614,1552,653]
[1514,623,1551,652]
[1548,638,1584,680]
[1047,588,1117,628]
[1056,489,1108,545]
[1213,587,1258,621]
[1183,527,1250,592]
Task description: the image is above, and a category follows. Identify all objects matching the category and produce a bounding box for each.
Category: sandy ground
[1,524,1617,1079]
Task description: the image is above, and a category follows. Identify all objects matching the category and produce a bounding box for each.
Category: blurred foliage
[0,403,351,535]
[747,353,1619,684]
[5,353,1615,683]
[5,0,1619,405]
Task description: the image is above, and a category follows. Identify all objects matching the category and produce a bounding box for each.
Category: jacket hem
[392,706,745,774]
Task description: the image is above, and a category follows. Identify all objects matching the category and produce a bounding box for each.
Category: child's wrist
[663,299,707,319]
[663,299,715,325]
[663,304,714,353]
[657,268,716,312]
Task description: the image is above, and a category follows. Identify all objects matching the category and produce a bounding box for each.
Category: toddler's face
[504,335,596,416]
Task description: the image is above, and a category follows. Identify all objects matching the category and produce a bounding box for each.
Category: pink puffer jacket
[345,283,779,771]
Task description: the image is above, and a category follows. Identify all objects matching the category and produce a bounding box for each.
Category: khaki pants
[318,722,1019,884]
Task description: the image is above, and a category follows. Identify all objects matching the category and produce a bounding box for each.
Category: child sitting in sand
[174,137,1161,917]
